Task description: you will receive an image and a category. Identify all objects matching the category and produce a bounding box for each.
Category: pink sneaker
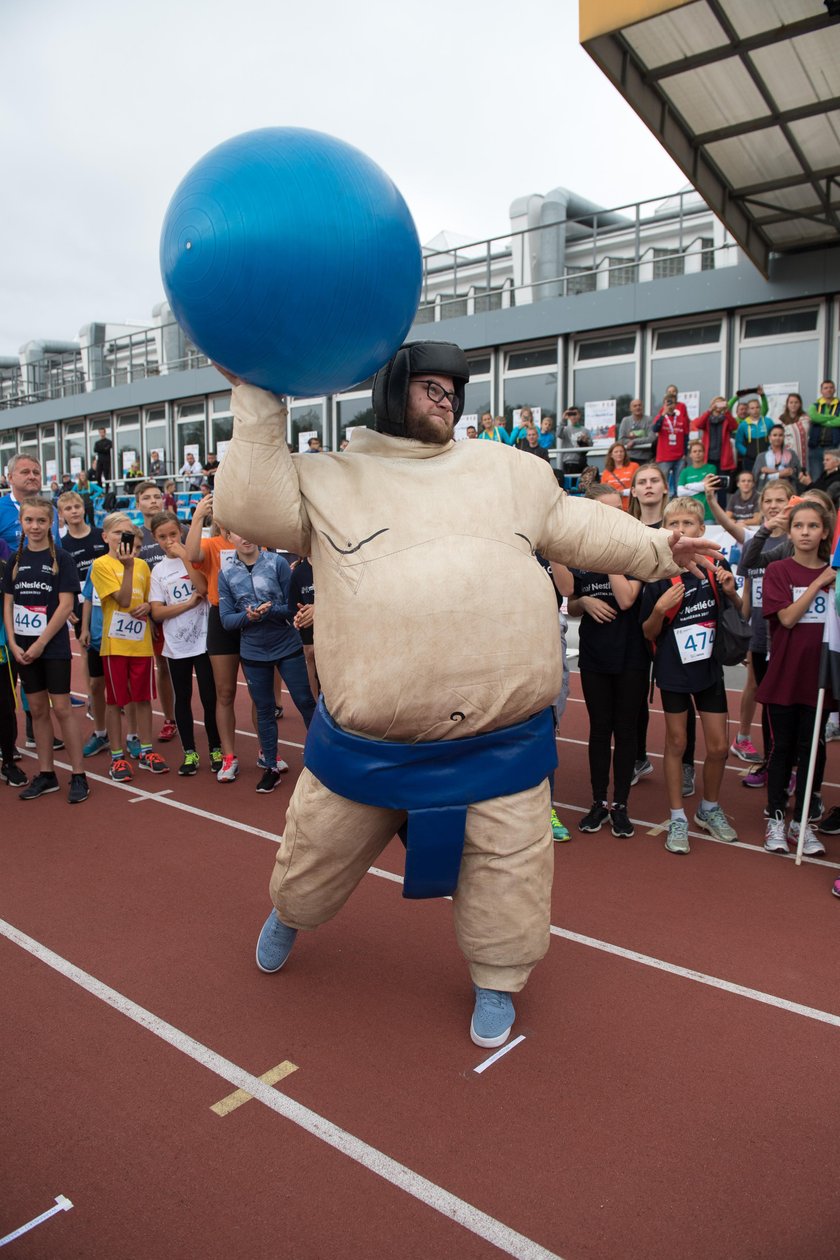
[742,766,767,789]
[730,735,763,763]
[832,880,840,899]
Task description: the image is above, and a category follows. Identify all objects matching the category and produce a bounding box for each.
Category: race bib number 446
[110,612,146,642]
[792,587,828,624]
[674,620,716,664]
[13,604,47,635]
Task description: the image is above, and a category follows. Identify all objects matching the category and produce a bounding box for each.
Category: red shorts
[152,620,166,658]
[103,655,157,707]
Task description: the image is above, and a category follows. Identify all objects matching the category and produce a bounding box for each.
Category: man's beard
[403,410,455,446]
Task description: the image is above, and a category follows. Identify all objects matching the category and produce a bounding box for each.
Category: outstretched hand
[668,531,723,579]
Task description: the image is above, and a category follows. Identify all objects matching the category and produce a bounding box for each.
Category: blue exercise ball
[159,127,422,397]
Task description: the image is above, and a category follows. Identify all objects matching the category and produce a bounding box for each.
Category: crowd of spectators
[2,379,840,899]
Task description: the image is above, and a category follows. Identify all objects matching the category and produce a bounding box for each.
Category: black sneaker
[819,807,840,835]
[19,771,60,800]
[68,773,90,804]
[274,705,284,720]
[579,802,609,833]
[256,766,282,793]
[610,805,635,838]
[1,762,29,788]
[53,737,65,751]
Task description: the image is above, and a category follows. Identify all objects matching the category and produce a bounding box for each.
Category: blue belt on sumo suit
[304,698,558,899]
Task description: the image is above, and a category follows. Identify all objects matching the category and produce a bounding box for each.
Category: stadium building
[2,0,838,485]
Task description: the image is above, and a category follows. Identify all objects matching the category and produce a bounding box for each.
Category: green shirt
[677,462,717,521]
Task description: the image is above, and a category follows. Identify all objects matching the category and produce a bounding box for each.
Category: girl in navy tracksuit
[217,537,316,792]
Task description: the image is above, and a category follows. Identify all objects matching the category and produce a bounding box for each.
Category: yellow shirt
[92,554,153,657]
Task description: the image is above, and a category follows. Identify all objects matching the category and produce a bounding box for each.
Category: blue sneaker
[126,734,142,759]
[470,986,515,1048]
[256,911,298,973]
[83,732,109,758]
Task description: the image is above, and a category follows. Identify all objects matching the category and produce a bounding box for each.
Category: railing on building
[0,189,733,412]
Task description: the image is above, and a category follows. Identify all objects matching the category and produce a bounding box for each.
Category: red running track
[2,661,839,1258]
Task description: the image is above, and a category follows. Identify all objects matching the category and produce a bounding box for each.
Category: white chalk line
[474,1036,527,1075]
[0,1196,73,1249]
[0,918,562,1260]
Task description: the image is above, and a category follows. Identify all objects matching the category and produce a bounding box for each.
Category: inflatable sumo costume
[214,340,681,1044]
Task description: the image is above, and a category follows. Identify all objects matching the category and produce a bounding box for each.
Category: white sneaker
[216,754,239,783]
[825,721,840,742]
[764,814,789,854]
[788,819,826,857]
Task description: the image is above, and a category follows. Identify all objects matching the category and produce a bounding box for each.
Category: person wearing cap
[213,341,716,1049]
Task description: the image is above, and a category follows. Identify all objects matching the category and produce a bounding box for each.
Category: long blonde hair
[14,496,58,579]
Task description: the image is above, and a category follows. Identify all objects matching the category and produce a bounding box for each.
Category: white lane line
[0,919,562,1260]
[550,796,840,870]
[18,752,284,844]
[473,1036,526,1075]
[128,788,173,804]
[553,732,840,792]
[16,758,840,1021]
[0,1196,73,1249]
[549,924,840,1030]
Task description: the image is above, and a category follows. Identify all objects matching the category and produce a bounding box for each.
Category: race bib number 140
[110,612,146,642]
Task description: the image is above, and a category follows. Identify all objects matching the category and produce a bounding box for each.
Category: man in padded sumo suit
[212,340,713,1047]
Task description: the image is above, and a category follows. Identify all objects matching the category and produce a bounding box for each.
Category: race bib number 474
[674,620,715,665]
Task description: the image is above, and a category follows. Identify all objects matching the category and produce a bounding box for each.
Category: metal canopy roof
[580,0,840,275]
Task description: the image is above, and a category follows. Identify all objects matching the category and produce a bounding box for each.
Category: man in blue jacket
[0,454,60,549]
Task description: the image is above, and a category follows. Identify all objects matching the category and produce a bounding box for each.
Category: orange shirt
[191,535,238,605]
[602,462,639,509]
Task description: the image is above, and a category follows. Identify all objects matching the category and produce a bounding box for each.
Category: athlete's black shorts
[206,603,240,656]
[660,676,727,715]
[18,656,72,696]
[87,646,104,679]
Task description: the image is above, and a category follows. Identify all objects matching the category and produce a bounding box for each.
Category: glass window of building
[144,406,169,478]
[737,304,822,407]
[63,421,86,479]
[462,352,493,424]
[571,332,638,424]
[337,392,374,444]
[176,401,207,471]
[87,417,111,472]
[503,343,559,429]
[0,430,17,477]
[209,394,232,461]
[116,412,141,481]
[290,401,326,452]
[650,320,724,414]
[40,425,58,483]
[19,427,38,460]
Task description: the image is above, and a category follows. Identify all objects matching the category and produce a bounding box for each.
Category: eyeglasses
[416,380,457,408]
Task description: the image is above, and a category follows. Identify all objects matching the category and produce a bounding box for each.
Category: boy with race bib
[1,496,89,802]
[641,497,742,855]
[756,499,836,856]
[148,509,220,776]
[91,513,169,782]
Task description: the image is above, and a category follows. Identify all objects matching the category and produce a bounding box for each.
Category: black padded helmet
[372,340,470,438]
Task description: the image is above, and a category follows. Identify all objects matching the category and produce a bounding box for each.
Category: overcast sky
[0,0,686,355]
